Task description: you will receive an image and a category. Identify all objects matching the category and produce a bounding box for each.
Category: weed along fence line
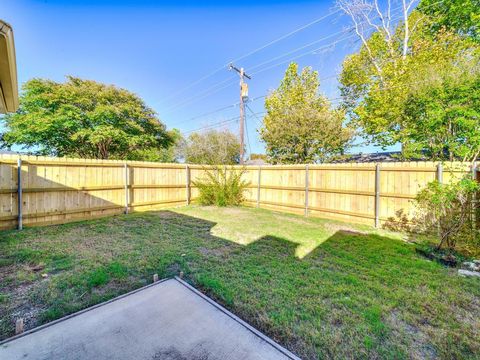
[0,153,474,230]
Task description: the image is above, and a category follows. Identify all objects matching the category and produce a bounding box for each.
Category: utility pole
[229,63,251,164]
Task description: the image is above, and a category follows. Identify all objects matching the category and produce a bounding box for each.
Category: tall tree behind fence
[0,154,474,230]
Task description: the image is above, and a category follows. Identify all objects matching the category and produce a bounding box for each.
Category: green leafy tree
[260,63,352,164]
[339,3,480,160]
[184,129,241,165]
[1,76,172,159]
[418,0,480,42]
[403,76,480,161]
[128,129,185,162]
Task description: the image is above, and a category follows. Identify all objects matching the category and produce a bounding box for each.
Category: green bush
[192,166,250,206]
[415,177,480,255]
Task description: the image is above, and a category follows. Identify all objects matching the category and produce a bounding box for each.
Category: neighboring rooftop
[245,158,269,165]
[335,151,424,163]
[0,149,19,155]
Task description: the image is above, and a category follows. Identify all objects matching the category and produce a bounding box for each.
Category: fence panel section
[0,154,474,229]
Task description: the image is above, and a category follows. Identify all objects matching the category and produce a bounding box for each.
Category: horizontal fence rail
[0,154,475,229]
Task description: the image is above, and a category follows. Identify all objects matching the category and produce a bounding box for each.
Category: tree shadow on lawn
[150,210,480,360]
[1,209,479,359]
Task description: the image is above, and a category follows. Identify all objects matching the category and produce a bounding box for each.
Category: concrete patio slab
[0,277,299,360]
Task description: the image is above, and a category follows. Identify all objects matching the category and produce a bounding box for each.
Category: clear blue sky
[1,0,400,156]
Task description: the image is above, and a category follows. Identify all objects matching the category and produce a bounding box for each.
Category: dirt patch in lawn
[387,311,437,360]
[8,287,46,333]
[0,269,48,337]
[451,301,480,338]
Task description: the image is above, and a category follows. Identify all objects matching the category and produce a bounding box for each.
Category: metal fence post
[436,162,443,183]
[186,165,191,205]
[305,164,309,216]
[124,162,129,214]
[256,166,261,208]
[436,163,444,237]
[17,158,23,230]
[472,161,478,228]
[374,163,380,228]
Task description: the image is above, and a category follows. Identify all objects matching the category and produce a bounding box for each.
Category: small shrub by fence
[0,154,475,229]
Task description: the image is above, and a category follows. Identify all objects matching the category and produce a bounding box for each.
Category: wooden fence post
[374,163,380,228]
[186,165,191,205]
[257,166,261,208]
[124,162,129,214]
[17,158,23,230]
[305,164,309,216]
[15,318,24,335]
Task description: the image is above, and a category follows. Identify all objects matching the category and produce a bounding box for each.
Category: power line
[163,0,442,113]
[183,112,266,135]
[247,3,416,77]
[161,67,227,103]
[183,116,240,135]
[246,104,264,126]
[164,29,356,114]
[250,95,267,102]
[190,103,238,121]
[182,73,339,125]
[248,25,356,72]
[171,1,444,125]
[163,75,237,113]
[161,8,341,105]
[230,8,342,64]
[182,78,430,136]
[241,0,441,69]
[182,73,446,136]
[174,94,266,128]
[251,32,358,76]
[166,80,237,116]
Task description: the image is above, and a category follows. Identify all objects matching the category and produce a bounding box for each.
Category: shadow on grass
[146,210,480,358]
[149,209,406,264]
[1,209,479,359]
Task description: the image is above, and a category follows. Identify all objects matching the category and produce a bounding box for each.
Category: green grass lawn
[1,206,479,359]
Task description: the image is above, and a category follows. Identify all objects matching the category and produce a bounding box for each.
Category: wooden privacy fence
[240,162,474,226]
[0,154,476,230]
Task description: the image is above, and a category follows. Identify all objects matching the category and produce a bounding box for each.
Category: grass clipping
[192,166,250,206]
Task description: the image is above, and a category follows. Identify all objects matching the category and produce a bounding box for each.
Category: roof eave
[0,20,19,113]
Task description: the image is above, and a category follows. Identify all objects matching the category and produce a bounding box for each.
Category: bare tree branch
[337,0,384,79]
[402,0,409,58]
[337,0,421,70]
